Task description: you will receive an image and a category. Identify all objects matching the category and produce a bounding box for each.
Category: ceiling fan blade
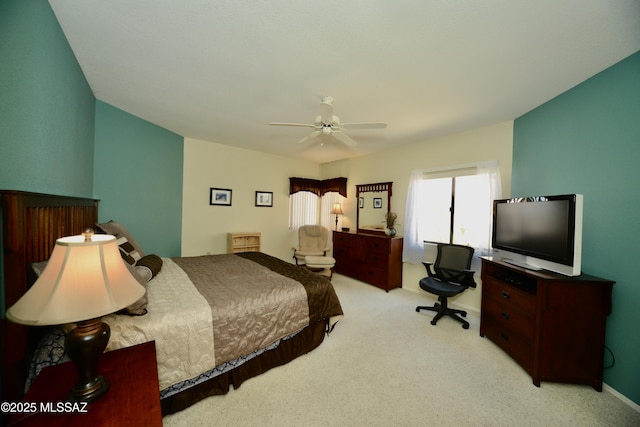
[297,130,322,144]
[332,130,358,147]
[341,122,387,130]
[319,96,334,124]
[269,122,316,128]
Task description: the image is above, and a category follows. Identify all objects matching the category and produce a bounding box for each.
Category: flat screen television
[491,194,583,276]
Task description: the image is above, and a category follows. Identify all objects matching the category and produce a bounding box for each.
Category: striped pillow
[96,220,145,259]
[115,235,142,265]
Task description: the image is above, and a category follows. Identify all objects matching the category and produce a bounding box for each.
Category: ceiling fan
[269,96,387,147]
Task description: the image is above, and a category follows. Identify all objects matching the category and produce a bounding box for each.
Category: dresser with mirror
[333,182,403,291]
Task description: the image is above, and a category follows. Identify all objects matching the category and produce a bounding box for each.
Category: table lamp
[6,230,145,402]
[331,203,343,231]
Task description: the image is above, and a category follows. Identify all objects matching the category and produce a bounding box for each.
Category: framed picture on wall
[255,191,273,207]
[210,188,232,206]
[373,198,382,208]
[359,197,364,209]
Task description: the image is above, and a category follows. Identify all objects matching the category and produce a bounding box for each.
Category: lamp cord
[604,345,615,369]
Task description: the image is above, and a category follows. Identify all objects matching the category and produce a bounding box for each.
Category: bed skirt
[160,318,327,415]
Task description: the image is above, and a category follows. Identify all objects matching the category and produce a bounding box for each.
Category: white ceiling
[48,1,640,164]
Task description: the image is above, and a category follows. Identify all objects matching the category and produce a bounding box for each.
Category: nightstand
[10,341,162,427]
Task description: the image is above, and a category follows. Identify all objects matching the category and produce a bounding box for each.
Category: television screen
[492,194,583,275]
[494,199,571,263]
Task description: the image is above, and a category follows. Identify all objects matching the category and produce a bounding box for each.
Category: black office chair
[416,243,476,329]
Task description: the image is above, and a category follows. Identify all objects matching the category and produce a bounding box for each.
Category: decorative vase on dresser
[332,231,403,292]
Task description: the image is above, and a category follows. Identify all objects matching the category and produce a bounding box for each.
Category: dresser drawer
[481,316,533,373]
[482,278,536,314]
[365,250,387,265]
[333,232,351,246]
[333,245,349,258]
[357,265,389,288]
[482,297,535,342]
[367,238,389,255]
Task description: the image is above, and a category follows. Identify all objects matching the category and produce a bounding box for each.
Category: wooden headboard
[1,190,99,401]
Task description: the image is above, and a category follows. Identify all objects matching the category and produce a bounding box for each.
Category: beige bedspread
[105,258,216,389]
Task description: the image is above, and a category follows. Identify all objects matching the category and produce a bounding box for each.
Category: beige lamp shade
[6,234,145,326]
[331,203,343,215]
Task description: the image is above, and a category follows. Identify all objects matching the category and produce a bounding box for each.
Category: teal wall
[0,0,95,197]
[513,51,640,404]
[0,0,95,320]
[94,101,184,257]
[0,0,184,320]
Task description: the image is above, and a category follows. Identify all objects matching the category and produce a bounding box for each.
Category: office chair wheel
[462,323,469,329]
[430,319,437,326]
[461,312,467,317]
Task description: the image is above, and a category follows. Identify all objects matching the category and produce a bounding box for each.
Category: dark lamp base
[64,318,111,402]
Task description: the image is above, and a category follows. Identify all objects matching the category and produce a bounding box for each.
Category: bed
[0,190,343,414]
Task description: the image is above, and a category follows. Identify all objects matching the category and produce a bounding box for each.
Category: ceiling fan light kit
[269,96,386,147]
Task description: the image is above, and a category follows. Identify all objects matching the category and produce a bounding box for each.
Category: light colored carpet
[164,273,640,427]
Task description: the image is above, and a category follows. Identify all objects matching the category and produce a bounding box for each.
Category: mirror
[356,182,393,234]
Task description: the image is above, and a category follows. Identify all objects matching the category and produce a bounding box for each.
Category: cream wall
[182,121,513,313]
[321,121,514,313]
[181,137,320,260]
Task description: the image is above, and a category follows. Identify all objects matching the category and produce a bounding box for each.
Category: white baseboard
[604,383,640,413]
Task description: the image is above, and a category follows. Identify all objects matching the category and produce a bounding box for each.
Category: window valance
[289,177,347,198]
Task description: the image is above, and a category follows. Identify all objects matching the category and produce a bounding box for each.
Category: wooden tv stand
[480,257,614,391]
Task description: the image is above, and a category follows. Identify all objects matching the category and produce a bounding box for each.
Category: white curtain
[402,161,502,264]
[475,161,503,256]
[403,169,425,264]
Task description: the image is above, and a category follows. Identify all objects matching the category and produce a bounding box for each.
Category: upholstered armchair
[293,225,331,265]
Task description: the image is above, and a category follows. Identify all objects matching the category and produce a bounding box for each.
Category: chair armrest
[422,262,436,277]
[461,269,477,288]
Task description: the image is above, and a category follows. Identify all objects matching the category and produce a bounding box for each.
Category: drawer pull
[501,312,510,320]
[501,291,511,299]
[500,332,509,341]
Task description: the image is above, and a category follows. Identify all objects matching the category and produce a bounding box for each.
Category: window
[320,192,345,230]
[403,161,502,264]
[288,177,347,230]
[289,191,318,229]
[289,191,345,229]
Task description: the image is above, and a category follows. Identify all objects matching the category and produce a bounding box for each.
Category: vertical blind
[289,191,318,229]
[320,192,345,230]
